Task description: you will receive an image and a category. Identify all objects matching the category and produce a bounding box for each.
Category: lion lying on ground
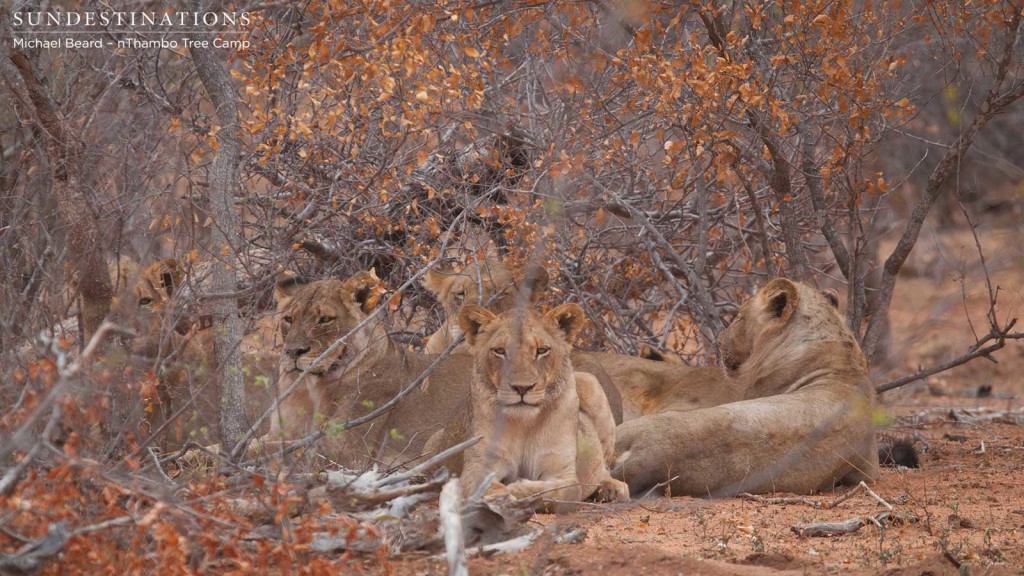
[457,303,629,510]
[422,259,743,421]
[113,258,277,448]
[269,271,477,467]
[613,278,880,496]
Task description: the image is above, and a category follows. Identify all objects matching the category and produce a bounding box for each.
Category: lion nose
[286,345,311,359]
[511,384,534,397]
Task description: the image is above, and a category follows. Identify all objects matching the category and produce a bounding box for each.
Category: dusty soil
[388,219,1024,576]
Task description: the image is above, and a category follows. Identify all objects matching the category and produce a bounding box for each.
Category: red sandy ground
[388,220,1024,576]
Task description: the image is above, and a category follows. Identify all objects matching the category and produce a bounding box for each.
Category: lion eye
[536,347,550,358]
[138,297,153,307]
[454,290,466,303]
[491,347,505,358]
[318,316,334,325]
[282,316,294,324]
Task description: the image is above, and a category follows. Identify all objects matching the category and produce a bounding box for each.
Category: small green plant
[326,422,346,437]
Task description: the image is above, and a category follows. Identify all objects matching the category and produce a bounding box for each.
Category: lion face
[458,303,582,414]
[719,278,847,374]
[423,262,550,350]
[274,271,383,377]
[114,258,188,359]
[423,262,517,315]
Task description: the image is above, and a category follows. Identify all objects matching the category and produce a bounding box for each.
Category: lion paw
[594,477,630,502]
[483,478,513,501]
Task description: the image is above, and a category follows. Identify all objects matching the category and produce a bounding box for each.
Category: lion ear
[458,305,497,346]
[155,258,184,297]
[760,278,800,322]
[546,303,585,343]
[520,265,550,304]
[421,267,446,298]
[274,272,306,311]
[821,288,840,309]
[345,270,382,314]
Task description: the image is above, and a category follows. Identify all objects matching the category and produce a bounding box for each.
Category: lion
[115,258,279,448]
[456,303,629,510]
[421,260,743,422]
[421,253,517,355]
[612,278,880,497]
[269,270,478,467]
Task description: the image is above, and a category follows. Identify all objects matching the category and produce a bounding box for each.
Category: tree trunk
[188,4,247,450]
[0,13,136,448]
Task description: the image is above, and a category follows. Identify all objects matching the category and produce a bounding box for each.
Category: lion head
[458,303,583,415]
[273,270,386,378]
[424,262,549,353]
[719,278,863,393]
[111,258,189,358]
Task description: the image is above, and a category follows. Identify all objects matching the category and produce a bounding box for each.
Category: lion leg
[576,413,630,503]
[575,371,617,464]
[505,478,584,503]
[613,386,878,498]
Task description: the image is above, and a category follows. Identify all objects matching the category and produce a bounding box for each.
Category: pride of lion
[72,242,889,509]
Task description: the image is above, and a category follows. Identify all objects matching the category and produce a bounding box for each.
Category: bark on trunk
[1,13,136,447]
[188,10,247,449]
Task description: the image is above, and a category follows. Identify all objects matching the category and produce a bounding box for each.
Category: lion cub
[457,303,629,511]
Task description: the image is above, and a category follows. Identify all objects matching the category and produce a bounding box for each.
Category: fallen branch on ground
[896,408,1024,427]
[440,479,468,576]
[740,481,870,510]
[791,511,917,537]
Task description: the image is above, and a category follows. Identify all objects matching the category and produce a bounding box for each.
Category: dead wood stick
[467,531,540,557]
[0,405,61,497]
[379,435,482,488]
[440,479,468,576]
[739,493,821,508]
[792,511,916,538]
[791,517,865,537]
[825,483,867,508]
[740,482,866,510]
[0,522,70,574]
[327,474,447,508]
[859,481,894,511]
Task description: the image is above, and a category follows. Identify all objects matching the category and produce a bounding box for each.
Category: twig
[942,549,963,569]
[791,511,915,538]
[741,482,867,510]
[146,447,174,483]
[328,473,449,508]
[640,475,680,500]
[378,436,481,488]
[0,522,69,574]
[440,479,468,576]
[876,323,1022,393]
[0,516,134,574]
[467,530,540,557]
[858,481,894,511]
[739,493,821,508]
[825,482,867,509]
[0,405,61,497]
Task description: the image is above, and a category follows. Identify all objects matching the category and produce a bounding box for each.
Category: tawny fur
[114,258,278,448]
[612,279,880,497]
[270,272,477,468]
[455,303,628,510]
[421,258,743,422]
